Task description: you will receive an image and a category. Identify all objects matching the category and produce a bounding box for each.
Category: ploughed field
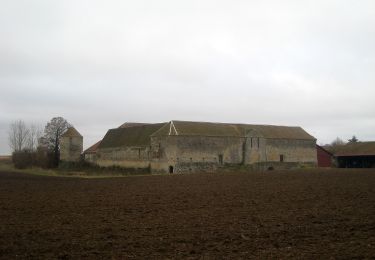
[0,169,375,259]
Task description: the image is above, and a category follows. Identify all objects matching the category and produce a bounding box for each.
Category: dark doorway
[337,155,375,168]
[280,154,284,162]
[219,154,223,165]
[169,165,174,173]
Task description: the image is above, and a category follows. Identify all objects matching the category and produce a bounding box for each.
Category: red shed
[317,145,333,167]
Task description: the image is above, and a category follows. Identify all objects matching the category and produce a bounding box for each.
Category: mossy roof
[118,122,150,128]
[99,120,315,149]
[151,121,315,140]
[334,142,375,156]
[61,127,82,137]
[99,123,166,149]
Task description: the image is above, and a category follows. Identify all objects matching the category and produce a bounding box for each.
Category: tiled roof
[152,121,315,140]
[118,122,151,128]
[61,127,82,137]
[99,120,315,149]
[335,142,375,156]
[83,140,101,154]
[99,123,166,149]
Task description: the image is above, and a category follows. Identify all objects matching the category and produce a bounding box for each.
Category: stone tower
[60,127,83,162]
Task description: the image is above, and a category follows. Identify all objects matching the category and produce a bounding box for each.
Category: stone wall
[243,136,267,164]
[88,135,317,173]
[150,136,317,173]
[95,146,151,169]
[84,153,97,163]
[150,135,244,173]
[264,139,317,164]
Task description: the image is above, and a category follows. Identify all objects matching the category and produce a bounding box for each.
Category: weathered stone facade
[60,127,83,162]
[95,146,151,168]
[149,133,316,173]
[86,121,317,173]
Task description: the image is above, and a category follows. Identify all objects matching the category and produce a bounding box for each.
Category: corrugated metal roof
[335,142,375,156]
[152,121,315,140]
[61,127,82,137]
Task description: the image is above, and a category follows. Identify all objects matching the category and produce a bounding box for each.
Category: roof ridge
[171,120,303,128]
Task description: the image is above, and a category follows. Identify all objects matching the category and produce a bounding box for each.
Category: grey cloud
[1,0,375,154]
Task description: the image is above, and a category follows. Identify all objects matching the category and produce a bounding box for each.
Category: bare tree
[328,137,346,154]
[27,124,43,151]
[43,117,71,166]
[8,120,30,152]
[331,137,345,146]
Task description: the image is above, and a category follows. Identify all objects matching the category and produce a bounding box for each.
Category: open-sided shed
[335,142,375,168]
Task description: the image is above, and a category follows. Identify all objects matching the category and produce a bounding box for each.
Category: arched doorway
[169,165,174,174]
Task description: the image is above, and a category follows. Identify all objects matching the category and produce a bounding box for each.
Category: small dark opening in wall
[280,154,284,162]
[169,165,174,174]
[219,154,223,165]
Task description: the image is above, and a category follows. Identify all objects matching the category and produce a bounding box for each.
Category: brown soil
[0,169,375,259]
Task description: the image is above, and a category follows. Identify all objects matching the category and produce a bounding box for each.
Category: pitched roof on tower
[61,127,82,138]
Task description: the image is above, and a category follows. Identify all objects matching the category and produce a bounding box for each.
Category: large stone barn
[87,120,317,173]
[334,142,375,168]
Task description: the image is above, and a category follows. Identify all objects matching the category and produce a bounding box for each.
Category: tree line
[8,117,71,169]
[324,135,359,153]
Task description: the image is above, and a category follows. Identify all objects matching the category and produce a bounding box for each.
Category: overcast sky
[1,0,374,154]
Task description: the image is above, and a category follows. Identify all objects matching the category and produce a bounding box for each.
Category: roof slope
[83,140,101,154]
[335,142,375,156]
[316,144,334,156]
[99,123,165,149]
[61,127,82,137]
[240,124,315,140]
[151,121,242,137]
[152,121,315,140]
[118,122,150,128]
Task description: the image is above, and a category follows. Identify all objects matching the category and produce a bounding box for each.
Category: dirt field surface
[0,169,375,259]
